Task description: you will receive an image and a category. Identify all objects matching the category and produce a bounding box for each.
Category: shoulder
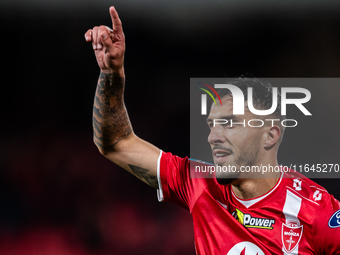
[189,158,215,178]
[160,152,219,189]
[161,151,189,168]
[159,152,221,210]
[285,176,340,253]
[283,172,334,207]
[161,152,210,177]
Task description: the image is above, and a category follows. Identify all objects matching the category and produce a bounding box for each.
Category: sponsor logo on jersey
[293,179,302,191]
[227,241,265,255]
[328,209,340,228]
[233,209,275,230]
[313,190,322,201]
[281,223,303,254]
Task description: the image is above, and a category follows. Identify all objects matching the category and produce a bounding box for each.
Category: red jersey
[156,151,340,255]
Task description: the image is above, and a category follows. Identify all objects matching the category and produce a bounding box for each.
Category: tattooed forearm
[93,72,132,150]
[128,164,159,189]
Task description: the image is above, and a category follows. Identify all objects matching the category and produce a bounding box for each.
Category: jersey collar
[228,172,285,209]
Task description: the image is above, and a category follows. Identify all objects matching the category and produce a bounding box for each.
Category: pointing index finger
[109,6,123,33]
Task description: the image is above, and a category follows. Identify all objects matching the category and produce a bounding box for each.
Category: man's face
[207,96,264,184]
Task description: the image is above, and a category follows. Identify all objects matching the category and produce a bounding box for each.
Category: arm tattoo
[93,72,132,150]
[128,164,159,189]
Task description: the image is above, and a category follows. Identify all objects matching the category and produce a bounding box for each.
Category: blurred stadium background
[1,0,340,254]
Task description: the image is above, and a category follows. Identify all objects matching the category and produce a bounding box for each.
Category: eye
[207,120,232,129]
[223,121,232,128]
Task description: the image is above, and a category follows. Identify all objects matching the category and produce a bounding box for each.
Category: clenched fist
[85,6,125,75]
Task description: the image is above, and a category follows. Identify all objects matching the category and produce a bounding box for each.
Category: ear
[264,125,281,149]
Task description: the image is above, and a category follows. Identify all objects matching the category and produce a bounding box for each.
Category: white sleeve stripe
[309,185,328,193]
[156,150,164,202]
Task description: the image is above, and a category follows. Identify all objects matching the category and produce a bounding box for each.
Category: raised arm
[85,7,160,189]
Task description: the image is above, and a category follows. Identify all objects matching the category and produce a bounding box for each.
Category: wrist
[100,67,125,77]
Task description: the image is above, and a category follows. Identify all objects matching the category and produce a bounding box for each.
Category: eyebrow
[206,115,237,123]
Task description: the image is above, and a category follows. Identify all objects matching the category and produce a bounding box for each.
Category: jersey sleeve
[313,194,340,254]
[156,151,209,211]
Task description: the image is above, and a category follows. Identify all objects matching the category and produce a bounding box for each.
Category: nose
[208,125,226,144]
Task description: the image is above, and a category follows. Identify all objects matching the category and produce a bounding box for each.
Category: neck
[232,155,281,199]
[231,171,281,200]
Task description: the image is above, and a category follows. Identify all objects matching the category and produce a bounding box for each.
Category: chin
[215,171,240,185]
[216,177,236,185]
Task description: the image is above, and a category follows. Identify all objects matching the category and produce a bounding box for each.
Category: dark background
[1,1,340,254]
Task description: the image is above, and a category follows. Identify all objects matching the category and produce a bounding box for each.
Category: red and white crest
[281,223,303,254]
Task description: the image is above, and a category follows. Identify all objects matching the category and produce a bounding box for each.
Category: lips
[212,148,232,163]
[214,151,230,157]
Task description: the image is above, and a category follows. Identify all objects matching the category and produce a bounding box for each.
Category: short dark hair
[215,77,286,143]
[216,77,284,120]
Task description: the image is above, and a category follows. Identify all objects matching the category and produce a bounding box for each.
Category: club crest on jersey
[328,209,340,228]
[233,209,275,230]
[281,223,303,254]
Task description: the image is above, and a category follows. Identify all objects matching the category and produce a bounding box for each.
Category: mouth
[212,148,232,163]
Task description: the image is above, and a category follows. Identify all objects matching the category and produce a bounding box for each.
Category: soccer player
[85,7,340,254]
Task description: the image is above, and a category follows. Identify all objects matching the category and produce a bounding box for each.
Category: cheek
[245,130,263,151]
[232,128,262,150]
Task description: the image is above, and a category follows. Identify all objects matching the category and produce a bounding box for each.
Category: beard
[216,175,238,185]
[215,143,259,185]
